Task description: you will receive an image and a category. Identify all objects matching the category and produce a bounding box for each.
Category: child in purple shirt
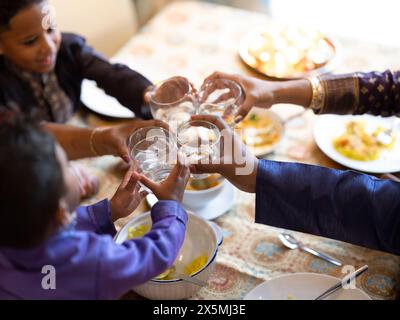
[0,116,190,300]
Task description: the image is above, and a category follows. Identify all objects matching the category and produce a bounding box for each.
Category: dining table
[74,1,400,300]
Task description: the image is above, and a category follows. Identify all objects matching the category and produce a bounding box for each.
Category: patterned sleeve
[318,70,400,116]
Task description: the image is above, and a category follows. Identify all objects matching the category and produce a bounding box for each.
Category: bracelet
[308,76,326,113]
[89,128,101,157]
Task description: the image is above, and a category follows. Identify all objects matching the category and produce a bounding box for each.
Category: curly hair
[0,0,45,31]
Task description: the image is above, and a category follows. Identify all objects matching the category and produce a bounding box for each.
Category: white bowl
[114,211,223,300]
[182,178,226,210]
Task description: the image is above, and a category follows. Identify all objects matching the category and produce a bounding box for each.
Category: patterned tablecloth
[77,1,400,300]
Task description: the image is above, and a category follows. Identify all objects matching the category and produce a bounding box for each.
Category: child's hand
[110,170,148,222]
[138,155,190,202]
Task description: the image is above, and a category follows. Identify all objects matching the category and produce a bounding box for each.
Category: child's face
[55,144,81,213]
[0,1,61,73]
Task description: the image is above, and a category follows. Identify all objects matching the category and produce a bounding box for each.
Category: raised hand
[110,170,148,221]
[189,114,259,193]
[138,154,190,202]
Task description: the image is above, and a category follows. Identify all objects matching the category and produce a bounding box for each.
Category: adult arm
[255,159,400,255]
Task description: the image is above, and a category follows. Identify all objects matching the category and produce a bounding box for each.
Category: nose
[38,33,55,56]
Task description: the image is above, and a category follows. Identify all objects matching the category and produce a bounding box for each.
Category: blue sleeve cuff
[87,199,117,236]
[151,200,188,226]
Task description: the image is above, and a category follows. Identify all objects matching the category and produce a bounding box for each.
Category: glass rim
[149,77,194,107]
[177,119,221,146]
[199,78,243,106]
[128,126,171,149]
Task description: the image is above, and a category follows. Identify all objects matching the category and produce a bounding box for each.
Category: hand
[202,71,276,123]
[69,162,100,199]
[146,76,198,104]
[203,71,312,123]
[144,85,155,105]
[138,154,190,202]
[110,170,148,222]
[189,114,259,193]
[93,120,169,163]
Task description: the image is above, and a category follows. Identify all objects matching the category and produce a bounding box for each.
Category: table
[77,1,400,300]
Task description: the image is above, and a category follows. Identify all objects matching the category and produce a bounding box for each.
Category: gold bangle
[89,128,100,157]
[308,76,325,112]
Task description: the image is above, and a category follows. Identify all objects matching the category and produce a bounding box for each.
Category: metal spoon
[279,233,342,266]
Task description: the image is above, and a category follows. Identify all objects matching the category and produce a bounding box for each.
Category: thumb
[191,163,221,175]
[117,143,131,164]
[138,174,159,194]
[234,98,254,123]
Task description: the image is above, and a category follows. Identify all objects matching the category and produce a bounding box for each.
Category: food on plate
[185,174,224,191]
[333,121,396,161]
[236,112,281,148]
[243,26,336,78]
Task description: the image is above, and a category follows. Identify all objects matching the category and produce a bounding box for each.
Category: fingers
[234,98,254,123]
[177,153,190,182]
[125,172,140,193]
[138,174,159,194]
[169,153,189,180]
[117,142,131,164]
[202,71,241,90]
[145,119,170,131]
[190,163,220,175]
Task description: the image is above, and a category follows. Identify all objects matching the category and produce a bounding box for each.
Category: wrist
[248,158,259,193]
[109,198,119,222]
[90,128,102,157]
[272,79,312,107]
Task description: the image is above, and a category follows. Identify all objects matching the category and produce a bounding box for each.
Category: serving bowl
[182,175,226,210]
[114,211,223,300]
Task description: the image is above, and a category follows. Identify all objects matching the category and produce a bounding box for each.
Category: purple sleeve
[72,36,153,119]
[97,200,188,300]
[319,70,400,116]
[255,160,400,255]
[75,199,117,236]
[356,70,400,116]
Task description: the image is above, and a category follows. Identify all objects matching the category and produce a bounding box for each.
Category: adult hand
[203,71,312,123]
[92,119,169,163]
[189,114,259,193]
[202,71,275,123]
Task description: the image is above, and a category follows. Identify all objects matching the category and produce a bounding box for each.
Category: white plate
[80,80,135,118]
[314,114,400,173]
[236,108,284,157]
[244,273,371,300]
[146,182,236,220]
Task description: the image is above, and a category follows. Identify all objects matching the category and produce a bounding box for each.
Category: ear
[55,200,71,227]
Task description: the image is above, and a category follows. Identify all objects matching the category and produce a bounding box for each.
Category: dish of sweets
[239,25,338,79]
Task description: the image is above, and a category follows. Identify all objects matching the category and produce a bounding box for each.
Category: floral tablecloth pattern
[79,1,400,300]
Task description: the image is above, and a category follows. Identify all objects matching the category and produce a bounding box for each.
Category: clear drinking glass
[149,76,198,129]
[177,120,221,180]
[129,127,177,184]
[198,79,243,127]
